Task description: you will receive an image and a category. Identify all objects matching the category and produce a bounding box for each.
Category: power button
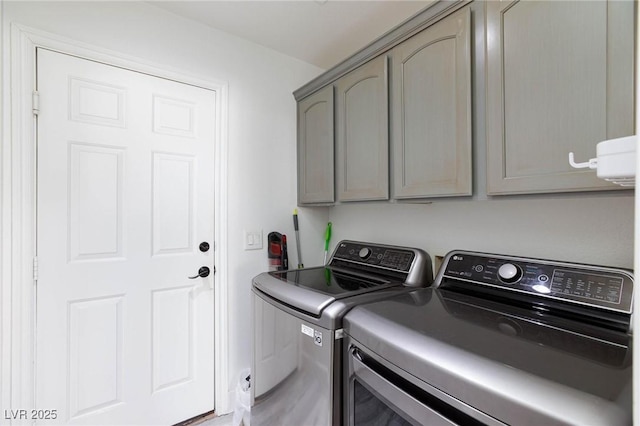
[498,263,522,284]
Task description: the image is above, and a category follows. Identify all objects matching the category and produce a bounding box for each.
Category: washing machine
[251,240,433,425]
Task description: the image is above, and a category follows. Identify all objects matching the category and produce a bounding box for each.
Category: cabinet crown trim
[293,0,470,101]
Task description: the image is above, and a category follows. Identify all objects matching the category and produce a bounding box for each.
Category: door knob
[189,266,210,279]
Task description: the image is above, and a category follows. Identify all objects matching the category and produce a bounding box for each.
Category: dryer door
[344,341,505,426]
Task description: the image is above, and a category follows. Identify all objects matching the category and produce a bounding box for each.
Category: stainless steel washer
[251,240,433,426]
[344,250,633,425]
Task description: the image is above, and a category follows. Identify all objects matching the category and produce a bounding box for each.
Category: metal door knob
[189,266,210,279]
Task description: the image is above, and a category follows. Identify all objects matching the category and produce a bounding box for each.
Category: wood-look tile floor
[197,414,234,426]
[175,412,235,426]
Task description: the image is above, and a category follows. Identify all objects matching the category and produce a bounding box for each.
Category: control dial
[498,263,522,284]
[358,247,372,260]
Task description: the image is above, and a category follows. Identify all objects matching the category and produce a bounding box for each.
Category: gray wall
[328,193,634,271]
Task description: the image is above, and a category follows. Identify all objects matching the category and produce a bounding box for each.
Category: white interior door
[36,48,216,425]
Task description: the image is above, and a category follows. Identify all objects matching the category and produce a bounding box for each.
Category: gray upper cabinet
[390,6,472,199]
[486,0,635,195]
[335,55,389,201]
[297,86,334,205]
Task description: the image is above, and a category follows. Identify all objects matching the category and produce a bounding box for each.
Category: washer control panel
[439,251,633,314]
[329,240,433,287]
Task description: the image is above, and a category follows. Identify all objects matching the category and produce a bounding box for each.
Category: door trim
[2,23,231,417]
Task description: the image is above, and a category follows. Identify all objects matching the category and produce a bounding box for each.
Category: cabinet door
[486,0,634,194]
[391,7,471,199]
[297,86,334,204]
[335,56,389,201]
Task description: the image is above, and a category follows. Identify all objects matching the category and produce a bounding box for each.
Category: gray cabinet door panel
[336,56,389,201]
[391,6,472,198]
[298,86,334,204]
[486,0,634,194]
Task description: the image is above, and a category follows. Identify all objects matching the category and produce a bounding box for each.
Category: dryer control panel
[438,251,634,314]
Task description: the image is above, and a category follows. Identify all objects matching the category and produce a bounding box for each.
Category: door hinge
[33,256,39,282]
[32,91,40,116]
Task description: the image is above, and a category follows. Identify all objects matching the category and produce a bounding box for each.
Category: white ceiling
[148,1,434,69]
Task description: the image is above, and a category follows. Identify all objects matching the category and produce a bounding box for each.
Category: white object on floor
[232,369,251,426]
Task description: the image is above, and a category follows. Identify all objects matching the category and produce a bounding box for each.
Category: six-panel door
[36,48,216,425]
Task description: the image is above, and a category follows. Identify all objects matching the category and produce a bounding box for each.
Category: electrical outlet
[244,230,263,250]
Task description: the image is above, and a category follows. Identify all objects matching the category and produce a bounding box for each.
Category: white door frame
[2,23,230,418]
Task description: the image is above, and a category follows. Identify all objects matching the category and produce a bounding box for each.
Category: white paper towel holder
[568,135,637,187]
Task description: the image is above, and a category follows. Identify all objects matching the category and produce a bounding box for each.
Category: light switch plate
[244,230,263,250]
